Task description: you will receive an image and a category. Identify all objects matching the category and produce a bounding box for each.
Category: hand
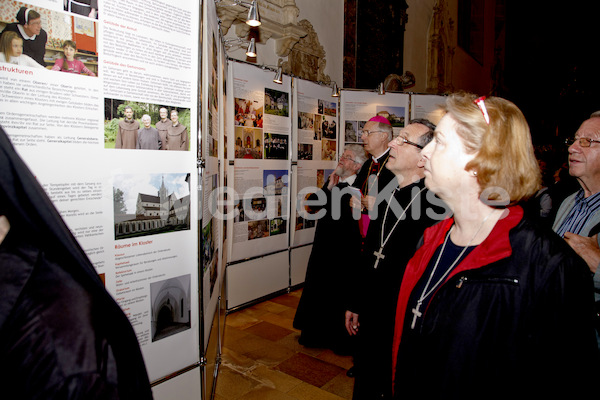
[328,174,340,190]
[350,196,362,210]
[361,195,376,211]
[345,310,360,336]
[564,232,600,274]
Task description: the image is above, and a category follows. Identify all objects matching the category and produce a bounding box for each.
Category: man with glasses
[345,119,448,399]
[553,116,600,348]
[294,144,367,354]
[351,116,397,234]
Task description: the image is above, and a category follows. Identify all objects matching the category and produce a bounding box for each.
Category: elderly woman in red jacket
[391,92,599,400]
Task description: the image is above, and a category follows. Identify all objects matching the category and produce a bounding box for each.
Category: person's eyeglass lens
[397,137,424,149]
[565,137,600,147]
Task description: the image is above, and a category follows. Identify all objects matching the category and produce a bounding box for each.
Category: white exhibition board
[201,0,224,352]
[228,61,292,262]
[292,79,339,247]
[340,90,410,148]
[0,0,201,384]
[410,93,447,123]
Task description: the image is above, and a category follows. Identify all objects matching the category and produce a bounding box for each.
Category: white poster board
[228,61,292,262]
[0,0,200,383]
[340,90,410,149]
[292,78,339,247]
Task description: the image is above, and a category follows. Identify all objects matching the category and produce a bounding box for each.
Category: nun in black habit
[0,125,153,399]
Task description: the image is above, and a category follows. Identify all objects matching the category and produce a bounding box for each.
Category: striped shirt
[555,189,600,237]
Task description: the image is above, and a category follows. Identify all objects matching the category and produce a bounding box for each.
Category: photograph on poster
[234,97,263,127]
[298,143,313,160]
[270,217,286,236]
[207,110,218,157]
[344,120,365,143]
[376,106,405,127]
[248,219,269,240]
[150,274,192,342]
[264,132,288,160]
[64,0,98,19]
[321,139,336,161]
[314,114,323,140]
[298,111,314,130]
[263,169,288,196]
[234,126,262,158]
[104,98,191,150]
[113,173,191,240]
[201,218,216,273]
[264,87,289,117]
[318,99,337,117]
[0,2,98,74]
[321,115,337,139]
[317,168,335,189]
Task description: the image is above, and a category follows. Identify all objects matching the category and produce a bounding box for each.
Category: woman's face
[420,114,476,202]
[24,18,42,36]
[10,39,23,57]
[64,45,76,60]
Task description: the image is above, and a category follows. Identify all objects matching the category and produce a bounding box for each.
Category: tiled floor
[214,289,355,400]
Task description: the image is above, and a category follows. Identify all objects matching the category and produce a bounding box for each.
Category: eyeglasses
[565,137,600,147]
[394,136,423,149]
[339,154,357,162]
[360,130,385,137]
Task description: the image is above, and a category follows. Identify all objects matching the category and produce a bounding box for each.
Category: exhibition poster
[292,78,339,247]
[228,61,291,262]
[0,0,201,383]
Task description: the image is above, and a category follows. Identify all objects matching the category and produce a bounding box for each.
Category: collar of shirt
[340,174,357,186]
[371,148,390,162]
[574,188,600,213]
[17,25,37,40]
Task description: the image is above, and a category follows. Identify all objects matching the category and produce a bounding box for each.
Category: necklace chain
[373,186,426,269]
[410,208,498,329]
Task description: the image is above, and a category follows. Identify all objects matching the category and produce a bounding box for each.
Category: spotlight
[246,0,261,27]
[273,66,283,84]
[331,82,340,97]
[246,38,257,57]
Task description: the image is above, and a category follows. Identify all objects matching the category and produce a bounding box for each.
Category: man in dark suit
[293,144,367,354]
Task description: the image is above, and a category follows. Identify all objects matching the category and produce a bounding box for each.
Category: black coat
[393,207,599,400]
[349,179,449,399]
[0,126,152,399]
[293,179,361,352]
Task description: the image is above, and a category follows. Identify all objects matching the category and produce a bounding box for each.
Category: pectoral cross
[410,301,423,330]
[373,248,385,269]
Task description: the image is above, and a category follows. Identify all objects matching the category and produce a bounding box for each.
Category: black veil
[0,126,152,398]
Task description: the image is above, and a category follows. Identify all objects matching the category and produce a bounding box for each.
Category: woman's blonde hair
[0,32,23,62]
[442,91,541,204]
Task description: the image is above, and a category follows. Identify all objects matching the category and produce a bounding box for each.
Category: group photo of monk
[104,98,191,151]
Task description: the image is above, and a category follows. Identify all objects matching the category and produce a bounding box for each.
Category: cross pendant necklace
[373,248,386,268]
[372,186,425,269]
[409,208,499,330]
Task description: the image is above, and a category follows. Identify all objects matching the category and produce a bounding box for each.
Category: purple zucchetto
[368,115,392,126]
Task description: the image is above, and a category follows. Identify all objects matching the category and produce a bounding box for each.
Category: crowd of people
[295,92,600,399]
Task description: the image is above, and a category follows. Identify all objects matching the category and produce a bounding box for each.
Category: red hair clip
[474,96,490,125]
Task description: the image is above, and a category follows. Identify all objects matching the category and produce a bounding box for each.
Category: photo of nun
[0,125,152,398]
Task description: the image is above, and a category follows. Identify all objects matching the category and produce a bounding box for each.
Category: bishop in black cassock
[347,119,449,399]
